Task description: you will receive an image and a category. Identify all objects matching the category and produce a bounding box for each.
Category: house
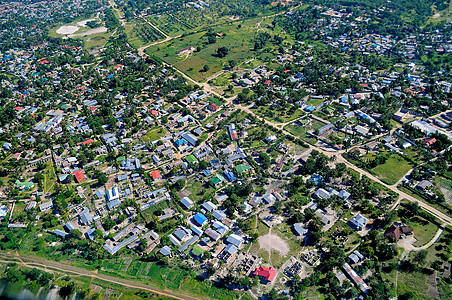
[338,190,351,201]
[173,227,191,242]
[348,250,365,264]
[180,197,194,209]
[313,188,330,199]
[416,180,433,191]
[65,222,76,231]
[194,213,208,226]
[71,169,86,183]
[235,164,250,174]
[79,210,93,225]
[262,193,276,204]
[423,138,436,147]
[348,214,369,231]
[107,186,120,202]
[310,174,323,186]
[293,223,308,236]
[202,201,217,212]
[226,234,243,247]
[385,224,413,241]
[151,170,161,180]
[160,245,172,257]
[208,103,220,111]
[227,124,238,141]
[39,201,53,212]
[0,205,8,218]
[252,266,276,283]
[212,210,226,220]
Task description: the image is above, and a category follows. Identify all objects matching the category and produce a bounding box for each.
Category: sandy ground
[68,27,108,38]
[56,25,79,35]
[77,18,96,27]
[433,13,441,18]
[258,233,289,256]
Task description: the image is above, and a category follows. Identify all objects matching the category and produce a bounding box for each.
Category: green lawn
[251,106,305,124]
[408,218,439,247]
[142,127,167,143]
[370,155,412,185]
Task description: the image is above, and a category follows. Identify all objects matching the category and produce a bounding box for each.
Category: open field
[145,14,287,81]
[437,179,452,205]
[251,106,305,124]
[370,155,412,185]
[408,217,439,247]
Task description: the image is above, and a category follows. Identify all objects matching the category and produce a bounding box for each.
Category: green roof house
[185,155,198,164]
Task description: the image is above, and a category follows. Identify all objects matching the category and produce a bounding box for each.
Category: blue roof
[176,138,188,146]
[224,171,236,181]
[203,170,212,176]
[194,213,208,226]
[304,106,315,112]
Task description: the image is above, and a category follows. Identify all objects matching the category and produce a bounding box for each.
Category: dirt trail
[0,252,198,300]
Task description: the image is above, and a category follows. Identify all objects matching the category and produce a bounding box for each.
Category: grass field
[142,127,167,143]
[147,13,193,37]
[370,155,412,185]
[408,218,439,247]
[251,106,305,124]
[145,15,282,81]
[437,179,452,205]
[397,270,437,300]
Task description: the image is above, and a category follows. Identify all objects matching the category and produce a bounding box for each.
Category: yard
[251,106,305,124]
[182,180,215,202]
[408,217,439,247]
[370,155,413,185]
[142,127,167,143]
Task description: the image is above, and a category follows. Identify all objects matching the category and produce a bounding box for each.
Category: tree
[217,46,229,58]
[413,250,427,266]
[207,35,216,44]
[93,170,108,186]
[103,218,116,231]
[202,65,210,72]
[228,60,236,69]
[259,152,271,169]
[137,239,148,252]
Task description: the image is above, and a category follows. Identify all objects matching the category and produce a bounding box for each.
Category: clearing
[257,233,289,256]
[370,155,412,185]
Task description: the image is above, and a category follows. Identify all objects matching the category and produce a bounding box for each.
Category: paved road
[0,252,200,300]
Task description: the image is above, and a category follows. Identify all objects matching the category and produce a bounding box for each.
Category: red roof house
[151,110,159,116]
[264,80,271,86]
[252,266,276,282]
[151,170,161,180]
[423,138,436,147]
[208,103,220,112]
[82,139,93,146]
[71,170,87,183]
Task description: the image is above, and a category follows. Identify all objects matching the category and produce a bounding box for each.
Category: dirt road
[0,252,199,300]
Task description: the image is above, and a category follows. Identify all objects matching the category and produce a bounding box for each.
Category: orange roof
[82,139,93,145]
[151,170,161,180]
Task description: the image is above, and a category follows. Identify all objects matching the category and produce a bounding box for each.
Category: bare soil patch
[56,25,79,35]
[258,233,289,256]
